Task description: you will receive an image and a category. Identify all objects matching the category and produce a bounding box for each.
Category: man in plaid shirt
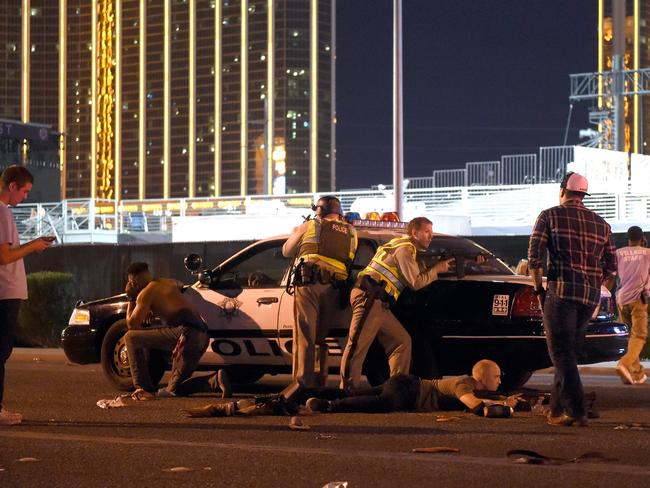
[528,172,616,427]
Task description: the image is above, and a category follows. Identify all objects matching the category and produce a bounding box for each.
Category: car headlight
[69,308,90,325]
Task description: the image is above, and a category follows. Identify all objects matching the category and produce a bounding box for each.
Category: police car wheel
[100,319,166,391]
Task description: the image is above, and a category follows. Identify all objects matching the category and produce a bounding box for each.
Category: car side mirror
[184,253,203,273]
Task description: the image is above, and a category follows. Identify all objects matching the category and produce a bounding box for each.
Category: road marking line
[0,430,648,476]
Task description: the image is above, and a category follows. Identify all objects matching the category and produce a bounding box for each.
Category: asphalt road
[2,349,650,488]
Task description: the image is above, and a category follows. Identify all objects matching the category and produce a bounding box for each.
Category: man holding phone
[0,166,53,425]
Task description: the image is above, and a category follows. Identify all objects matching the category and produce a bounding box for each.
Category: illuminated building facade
[10,0,335,200]
[599,0,650,153]
[0,1,60,200]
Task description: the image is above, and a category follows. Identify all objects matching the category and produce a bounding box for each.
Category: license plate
[492,294,509,316]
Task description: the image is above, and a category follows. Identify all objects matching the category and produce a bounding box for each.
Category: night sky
[334,0,598,190]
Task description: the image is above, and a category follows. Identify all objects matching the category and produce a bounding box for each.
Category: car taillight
[511,286,543,319]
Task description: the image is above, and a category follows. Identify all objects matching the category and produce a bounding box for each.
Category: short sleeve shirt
[0,202,28,299]
[416,376,478,412]
[615,246,650,306]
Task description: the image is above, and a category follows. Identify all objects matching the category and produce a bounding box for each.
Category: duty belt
[293,261,344,287]
[355,275,394,305]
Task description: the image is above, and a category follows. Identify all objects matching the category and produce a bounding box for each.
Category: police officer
[339,216,451,390]
[282,196,358,387]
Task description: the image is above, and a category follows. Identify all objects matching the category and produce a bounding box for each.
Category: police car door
[186,239,293,367]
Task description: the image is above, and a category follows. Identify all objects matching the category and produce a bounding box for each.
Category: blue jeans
[543,290,595,418]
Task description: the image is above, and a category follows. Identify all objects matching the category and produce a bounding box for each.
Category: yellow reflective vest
[359,236,416,300]
[298,218,358,278]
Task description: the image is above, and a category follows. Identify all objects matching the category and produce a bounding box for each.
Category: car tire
[100,319,166,392]
[499,369,534,392]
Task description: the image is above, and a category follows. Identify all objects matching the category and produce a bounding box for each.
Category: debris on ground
[322,482,348,488]
[289,416,311,431]
[435,415,462,422]
[412,447,460,454]
[614,423,650,431]
[17,457,40,463]
[315,434,337,440]
[164,466,193,473]
[96,394,129,409]
[507,449,618,465]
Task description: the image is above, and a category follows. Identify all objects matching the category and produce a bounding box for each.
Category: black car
[62,222,628,391]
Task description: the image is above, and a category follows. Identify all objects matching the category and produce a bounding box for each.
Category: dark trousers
[306,374,420,413]
[543,290,595,418]
[0,299,21,409]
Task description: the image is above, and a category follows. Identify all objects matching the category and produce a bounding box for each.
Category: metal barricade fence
[11,183,650,242]
[501,154,537,185]
[539,145,573,183]
[433,169,467,188]
[466,161,500,186]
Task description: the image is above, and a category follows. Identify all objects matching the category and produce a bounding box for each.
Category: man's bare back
[142,279,201,324]
[126,274,202,330]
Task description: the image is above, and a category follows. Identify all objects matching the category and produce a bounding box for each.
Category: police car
[62,219,628,392]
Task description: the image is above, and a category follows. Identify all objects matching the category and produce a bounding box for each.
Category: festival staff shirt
[615,246,650,306]
[0,202,28,300]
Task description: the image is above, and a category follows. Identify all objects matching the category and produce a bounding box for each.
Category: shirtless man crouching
[124,262,230,399]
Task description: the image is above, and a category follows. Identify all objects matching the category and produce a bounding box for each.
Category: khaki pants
[293,282,341,387]
[339,287,411,389]
[618,299,649,380]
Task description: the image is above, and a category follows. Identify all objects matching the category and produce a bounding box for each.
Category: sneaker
[217,370,232,399]
[156,388,176,398]
[0,408,22,426]
[616,363,635,385]
[634,373,648,385]
[306,397,331,413]
[183,402,236,418]
[131,388,156,401]
[547,413,588,427]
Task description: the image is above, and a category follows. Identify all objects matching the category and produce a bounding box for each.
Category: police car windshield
[424,236,514,277]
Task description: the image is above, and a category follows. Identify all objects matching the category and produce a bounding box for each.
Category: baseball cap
[627,225,644,241]
[560,172,590,195]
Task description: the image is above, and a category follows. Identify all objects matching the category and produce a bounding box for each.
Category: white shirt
[0,202,28,299]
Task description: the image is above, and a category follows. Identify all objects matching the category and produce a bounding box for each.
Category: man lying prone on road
[183,359,525,418]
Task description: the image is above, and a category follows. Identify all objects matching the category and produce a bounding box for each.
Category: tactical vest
[298,218,357,278]
[359,236,416,300]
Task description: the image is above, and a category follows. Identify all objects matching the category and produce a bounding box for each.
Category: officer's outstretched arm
[282,221,308,257]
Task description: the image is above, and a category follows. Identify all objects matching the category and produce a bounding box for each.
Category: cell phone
[42,236,56,242]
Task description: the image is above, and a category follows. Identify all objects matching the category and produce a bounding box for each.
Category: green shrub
[17,271,76,347]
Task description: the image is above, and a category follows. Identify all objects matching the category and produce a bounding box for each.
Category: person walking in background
[0,166,53,425]
[614,225,650,385]
[528,172,616,427]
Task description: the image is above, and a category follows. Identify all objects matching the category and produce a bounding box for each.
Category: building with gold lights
[598,0,650,154]
[2,0,335,200]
